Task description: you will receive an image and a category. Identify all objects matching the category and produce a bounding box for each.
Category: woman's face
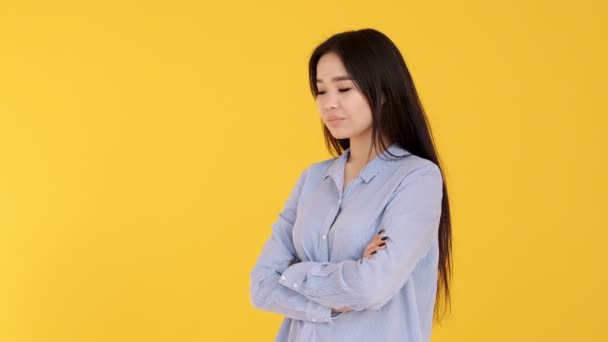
[315,52,373,140]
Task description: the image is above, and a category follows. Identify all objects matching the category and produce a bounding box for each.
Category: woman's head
[314,51,375,143]
[308,28,453,323]
[309,28,424,157]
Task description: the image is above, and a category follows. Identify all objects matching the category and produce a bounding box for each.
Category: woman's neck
[347,135,391,166]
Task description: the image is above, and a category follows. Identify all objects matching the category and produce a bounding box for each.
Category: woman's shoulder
[392,153,440,173]
[390,155,443,189]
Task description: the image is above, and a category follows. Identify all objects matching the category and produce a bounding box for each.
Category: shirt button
[325,317,329,322]
[281,276,286,281]
[322,235,326,240]
[312,318,316,322]
[293,283,298,288]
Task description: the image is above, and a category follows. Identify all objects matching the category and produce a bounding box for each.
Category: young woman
[250,28,452,342]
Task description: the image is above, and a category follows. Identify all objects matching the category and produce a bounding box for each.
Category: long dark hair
[308,28,453,323]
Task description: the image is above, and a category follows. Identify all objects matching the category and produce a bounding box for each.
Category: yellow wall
[1,1,606,341]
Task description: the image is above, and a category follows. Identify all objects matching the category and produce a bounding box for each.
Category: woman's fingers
[363,239,389,259]
[370,243,387,253]
[364,246,385,258]
[361,228,391,259]
[369,233,383,245]
[369,233,389,248]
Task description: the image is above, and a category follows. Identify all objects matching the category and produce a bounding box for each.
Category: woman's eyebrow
[316,76,353,83]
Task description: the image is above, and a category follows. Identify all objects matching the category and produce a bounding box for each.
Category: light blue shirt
[250,143,444,342]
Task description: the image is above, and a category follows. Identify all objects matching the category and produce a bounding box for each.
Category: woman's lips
[327,117,345,125]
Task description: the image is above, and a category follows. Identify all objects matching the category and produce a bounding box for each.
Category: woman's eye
[316,88,351,96]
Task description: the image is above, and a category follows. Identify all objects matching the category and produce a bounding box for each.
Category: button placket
[323,196,342,255]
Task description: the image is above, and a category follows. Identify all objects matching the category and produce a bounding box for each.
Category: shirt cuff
[279,262,311,293]
[279,261,332,293]
[280,262,336,324]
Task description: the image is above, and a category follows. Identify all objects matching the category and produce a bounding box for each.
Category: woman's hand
[330,229,389,315]
[362,228,389,259]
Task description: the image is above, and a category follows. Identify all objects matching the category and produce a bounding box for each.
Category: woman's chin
[327,129,351,140]
[330,133,350,140]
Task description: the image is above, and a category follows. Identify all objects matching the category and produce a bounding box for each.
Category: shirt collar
[323,143,411,184]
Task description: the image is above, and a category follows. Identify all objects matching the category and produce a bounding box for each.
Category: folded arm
[250,167,340,324]
[278,164,444,311]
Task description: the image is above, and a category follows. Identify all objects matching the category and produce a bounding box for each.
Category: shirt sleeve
[277,163,443,312]
[249,167,338,324]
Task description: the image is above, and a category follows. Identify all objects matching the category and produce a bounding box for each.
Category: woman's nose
[321,94,338,110]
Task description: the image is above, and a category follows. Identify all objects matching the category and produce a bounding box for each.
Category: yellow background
[1,0,606,341]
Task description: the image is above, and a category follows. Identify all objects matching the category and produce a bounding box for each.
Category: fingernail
[378,229,385,235]
[381,236,389,241]
[379,242,386,247]
[371,251,377,255]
